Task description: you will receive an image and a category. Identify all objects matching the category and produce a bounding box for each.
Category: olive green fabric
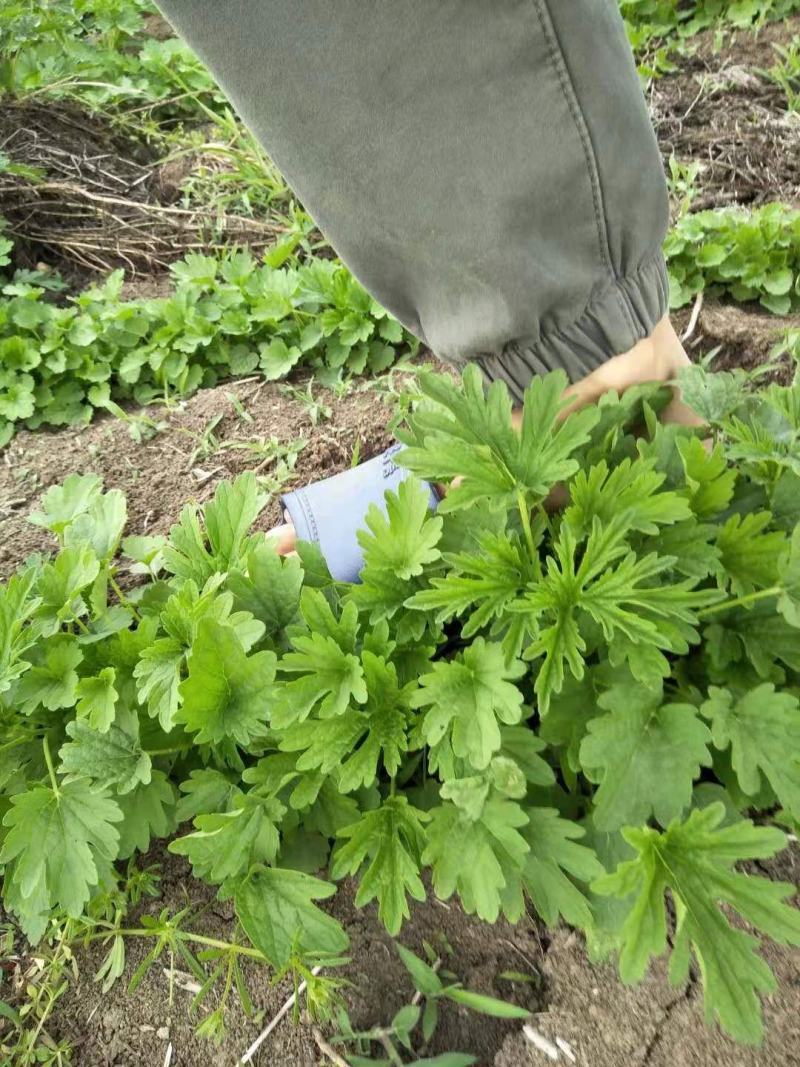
[156,0,670,401]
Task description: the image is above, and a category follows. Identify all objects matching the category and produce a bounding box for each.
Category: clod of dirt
[141,12,175,41]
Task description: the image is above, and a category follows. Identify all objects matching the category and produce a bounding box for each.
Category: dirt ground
[0,370,403,578]
[54,850,546,1067]
[45,842,800,1067]
[651,14,800,211]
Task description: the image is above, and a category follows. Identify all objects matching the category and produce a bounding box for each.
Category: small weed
[186,414,225,466]
[666,156,705,218]
[279,381,333,426]
[226,392,254,423]
[101,398,169,444]
[0,921,76,1066]
[221,434,306,473]
[327,941,529,1066]
[764,36,800,110]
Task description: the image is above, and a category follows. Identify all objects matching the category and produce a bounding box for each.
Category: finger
[267,522,297,555]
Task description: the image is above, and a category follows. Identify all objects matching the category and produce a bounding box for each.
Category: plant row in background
[0,0,226,128]
[1,362,799,1046]
[2,0,797,261]
[3,201,800,445]
[668,202,800,313]
[621,0,800,76]
[0,243,417,447]
[1,0,796,118]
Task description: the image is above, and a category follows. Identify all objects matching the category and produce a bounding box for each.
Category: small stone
[156,1026,170,1040]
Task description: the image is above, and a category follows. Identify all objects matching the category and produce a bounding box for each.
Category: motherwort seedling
[1,364,800,1046]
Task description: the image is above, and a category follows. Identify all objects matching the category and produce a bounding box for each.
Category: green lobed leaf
[115,771,178,859]
[1,779,121,936]
[58,715,151,795]
[410,639,525,772]
[701,684,800,819]
[399,365,598,512]
[357,477,443,581]
[169,793,285,887]
[178,618,276,746]
[522,808,605,931]
[580,680,712,830]
[593,804,800,1045]
[15,635,82,714]
[422,799,529,923]
[75,666,118,732]
[332,797,429,935]
[235,865,349,968]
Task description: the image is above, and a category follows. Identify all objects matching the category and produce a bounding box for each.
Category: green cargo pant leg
[155,0,670,402]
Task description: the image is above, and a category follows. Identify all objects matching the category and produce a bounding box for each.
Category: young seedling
[2,366,800,1052]
[279,380,333,426]
[220,434,306,474]
[765,36,800,111]
[0,920,76,1067]
[326,940,528,1066]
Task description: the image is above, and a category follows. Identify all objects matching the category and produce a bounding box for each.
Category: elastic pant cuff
[475,254,670,403]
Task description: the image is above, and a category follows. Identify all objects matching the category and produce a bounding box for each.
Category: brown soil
[672,300,799,381]
[51,849,545,1067]
[0,99,159,281]
[0,369,408,579]
[44,842,800,1067]
[34,840,800,1067]
[652,15,800,210]
[140,12,175,42]
[496,848,800,1067]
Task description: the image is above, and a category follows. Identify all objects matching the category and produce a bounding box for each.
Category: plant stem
[0,734,31,754]
[517,489,537,560]
[85,926,266,961]
[378,1032,404,1067]
[145,745,194,757]
[43,737,59,797]
[697,585,781,620]
[108,574,142,622]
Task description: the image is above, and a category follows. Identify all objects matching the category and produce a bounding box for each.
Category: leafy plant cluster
[666,202,800,313]
[2,196,799,446]
[4,0,796,115]
[2,362,800,1046]
[765,33,800,109]
[621,0,800,76]
[0,0,227,128]
[0,246,415,446]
